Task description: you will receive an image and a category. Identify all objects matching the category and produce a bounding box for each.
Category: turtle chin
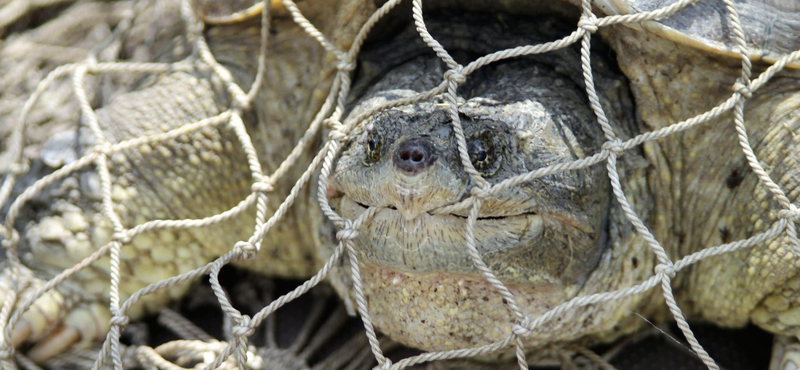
[331,194,609,352]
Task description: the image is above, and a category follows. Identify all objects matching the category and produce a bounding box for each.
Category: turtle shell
[594,0,800,69]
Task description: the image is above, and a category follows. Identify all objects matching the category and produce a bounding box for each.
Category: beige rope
[2,0,800,368]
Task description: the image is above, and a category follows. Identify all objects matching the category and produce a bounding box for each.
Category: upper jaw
[331,157,470,219]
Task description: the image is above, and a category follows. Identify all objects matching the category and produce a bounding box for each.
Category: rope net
[0,0,798,369]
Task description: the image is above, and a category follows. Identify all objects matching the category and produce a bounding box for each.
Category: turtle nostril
[393,138,435,174]
[399,148,425,163]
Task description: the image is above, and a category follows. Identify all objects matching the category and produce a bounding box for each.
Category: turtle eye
[468,132,501,176]
[363,130,383,166]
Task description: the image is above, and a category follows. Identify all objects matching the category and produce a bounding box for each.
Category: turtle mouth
[341,194,540,226]
[350,198,538,221]
[334,194,548,279]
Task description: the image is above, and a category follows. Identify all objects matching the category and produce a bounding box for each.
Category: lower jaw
[329,197,626,352]
[353,262,588,354]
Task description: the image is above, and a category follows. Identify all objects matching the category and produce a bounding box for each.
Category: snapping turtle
[2,0,800,369]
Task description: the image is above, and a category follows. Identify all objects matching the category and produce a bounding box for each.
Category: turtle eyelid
[467,131,502,176]
[362,130,384,166]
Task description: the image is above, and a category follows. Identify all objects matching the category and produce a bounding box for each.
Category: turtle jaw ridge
[334,194,609,286]
[336,194,540,271]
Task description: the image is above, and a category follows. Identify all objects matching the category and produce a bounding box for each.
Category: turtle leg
[3,176,245,363]
[3,70,256,362]
[1,267,111,362]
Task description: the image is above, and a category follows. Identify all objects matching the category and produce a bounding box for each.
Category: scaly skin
[4,0,375,360]
[604,25,800,331]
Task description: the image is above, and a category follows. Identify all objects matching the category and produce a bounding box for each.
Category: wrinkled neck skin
[325,11,660,353]
[605,26,800,331]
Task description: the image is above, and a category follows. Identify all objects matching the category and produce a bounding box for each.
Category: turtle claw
[10,321,32,348]
[1,271,62,346]
[25,325,81,363]
[1,270,111,363]
[20,302,111,363]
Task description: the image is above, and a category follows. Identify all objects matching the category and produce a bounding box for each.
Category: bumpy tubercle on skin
[7,0,377,361]
[361,264,576,351]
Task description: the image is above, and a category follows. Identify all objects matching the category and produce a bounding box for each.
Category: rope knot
[328,130,348,143]
[112,232,131,245]
[234,241,258,258]
[337,59,356,72]
[375,359,393,370]
[578,14,599,33]
[1,229,20,248]
[231,94,252,112]
[444,68,466,84]
[0,345,14,360]
[232,315,256,338]
[336,220,359,241]
[512,316,533,337]
[83,55,99,68]
[602,139,625,156]
[323,118,344,131]
[470,185,492,200]
[326,118,348,143]
[94,143,114,156]
[109,315,130,327]
[251,179,275,193]
[732,79,753,99]
[0,161,29,176]
[779,205,800,221]
[654,263,676,278]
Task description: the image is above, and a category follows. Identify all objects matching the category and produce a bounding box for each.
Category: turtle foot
[1,269,110,363]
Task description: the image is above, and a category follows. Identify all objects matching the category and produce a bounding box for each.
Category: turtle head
[325,11,637,349]
[331,57,611,287]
